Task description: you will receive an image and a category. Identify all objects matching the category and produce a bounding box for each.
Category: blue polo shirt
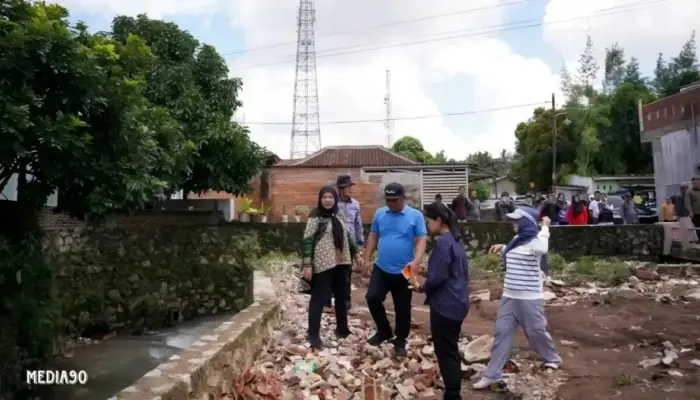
[371,205,427,274]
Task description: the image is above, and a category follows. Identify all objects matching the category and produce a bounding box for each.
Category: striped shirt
[503,226,549,300]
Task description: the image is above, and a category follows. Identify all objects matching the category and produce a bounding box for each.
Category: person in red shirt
[567,195,588,225]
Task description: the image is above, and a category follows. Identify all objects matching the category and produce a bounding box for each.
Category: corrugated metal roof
[275,146,418,168]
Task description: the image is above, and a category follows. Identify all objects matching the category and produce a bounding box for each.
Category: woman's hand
[303,266,312,281]
[489,244,505,253]
[354,254,363,270]
[541,216,551,226]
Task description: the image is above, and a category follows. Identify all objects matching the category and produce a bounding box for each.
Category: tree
[511,107,578,192]
[0,1,185,224]
[653,32,699,96]
[472,181,491,201]
[603,43,626,93]
[111,15,267,198]
[465,151,494,170]
[575,35,599,99]
[391,136,433,163]
[431,150,448,164]
[624,57,643,85]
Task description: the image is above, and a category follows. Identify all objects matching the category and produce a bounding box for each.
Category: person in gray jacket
[621,193,637,224]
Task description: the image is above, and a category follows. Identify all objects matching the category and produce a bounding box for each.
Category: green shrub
[0,236,64,398]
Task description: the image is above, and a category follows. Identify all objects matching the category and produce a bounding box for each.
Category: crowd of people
[295,175,700,399]
[297,175,565,399]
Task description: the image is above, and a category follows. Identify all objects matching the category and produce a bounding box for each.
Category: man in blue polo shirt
[363,182,427,356]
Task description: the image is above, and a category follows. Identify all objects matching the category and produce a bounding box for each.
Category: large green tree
[0,4,267,224]
[512,33,697,190]
[0,1,182,223]
[391,136,434,163]
[111,15,266,198]
[653,31,699,96]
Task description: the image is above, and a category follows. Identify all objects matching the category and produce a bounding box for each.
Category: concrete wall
[155,199,234,221]
[231,221,664,260]
[652,129,697,202]
[361,170,422,209]
[488,179,517,198]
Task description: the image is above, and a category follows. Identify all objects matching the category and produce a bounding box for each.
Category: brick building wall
[269,167,380,223]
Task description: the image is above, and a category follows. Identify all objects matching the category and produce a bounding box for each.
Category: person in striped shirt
[473,207,562,390]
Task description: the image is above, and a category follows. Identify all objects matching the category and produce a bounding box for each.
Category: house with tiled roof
[264,145,485,223]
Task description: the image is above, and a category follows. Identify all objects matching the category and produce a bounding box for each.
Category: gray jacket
[621,200,637,224]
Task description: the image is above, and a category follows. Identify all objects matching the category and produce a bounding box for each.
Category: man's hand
[407,260,420,276]
[541,216,551,226]
[303,266,312,281]
[489,244,505,253]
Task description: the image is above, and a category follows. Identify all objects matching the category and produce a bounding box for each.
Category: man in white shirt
[588,191,602,224]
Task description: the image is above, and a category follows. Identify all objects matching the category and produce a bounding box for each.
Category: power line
[222,0,535,56]
[232,0,673,71]
[241,101,549,125]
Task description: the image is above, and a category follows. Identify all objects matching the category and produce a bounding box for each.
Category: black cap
[336,175,354,188]
[384,182,405,199]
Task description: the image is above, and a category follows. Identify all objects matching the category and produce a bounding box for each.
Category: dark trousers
[430,309,463,400]
[365,265,412,343]
[693,215,700,228]
[308,265,350,339]
[326,266,352,308]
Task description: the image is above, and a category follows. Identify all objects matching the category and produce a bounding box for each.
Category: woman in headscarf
[566,194,588,225]
[415,202,469,400]
[557,193,569,225]
[301,186,362,349]
[473,208,561,390]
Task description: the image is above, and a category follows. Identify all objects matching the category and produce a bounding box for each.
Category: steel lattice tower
[289,0,321,159]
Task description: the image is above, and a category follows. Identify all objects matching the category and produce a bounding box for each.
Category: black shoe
[335,328,351,339]
[394,340,408,357]
[308,336,324,350]
[367,332,392,347]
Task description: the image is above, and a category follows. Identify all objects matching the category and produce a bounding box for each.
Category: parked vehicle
[605,195,658,224]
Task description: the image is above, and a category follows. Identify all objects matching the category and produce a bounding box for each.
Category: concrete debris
[461,335,494,363]
[469,289,491,303]
[234,262,570,400]
[233,260,699,400]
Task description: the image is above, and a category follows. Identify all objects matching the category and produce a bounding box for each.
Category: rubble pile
[539,262,700,306]
[227,265,568,400]
[637,339,700,381]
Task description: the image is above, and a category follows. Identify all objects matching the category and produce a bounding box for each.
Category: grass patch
[468,252,632,287]
[565,256,633,287]
[613,373,641,387]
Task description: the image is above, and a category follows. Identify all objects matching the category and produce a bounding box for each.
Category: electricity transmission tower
[384,69,393,148]
[290,0,321,159]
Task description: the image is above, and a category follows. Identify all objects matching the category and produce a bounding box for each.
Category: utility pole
[384,69,393,148]
[551,93,556,193]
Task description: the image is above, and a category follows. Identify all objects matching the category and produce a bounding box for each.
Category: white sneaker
[543,363,560,370]
[473,377,501,390]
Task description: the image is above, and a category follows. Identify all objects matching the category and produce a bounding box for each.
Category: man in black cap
[332,175,364,311]
[363,182,427,356]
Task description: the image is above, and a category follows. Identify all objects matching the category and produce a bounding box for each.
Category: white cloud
[51,0,563,159]
[543,0,700,80]
[57,0,218,18]
[227,0,559,159]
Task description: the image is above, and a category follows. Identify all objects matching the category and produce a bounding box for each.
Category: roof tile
[276,146,418,167]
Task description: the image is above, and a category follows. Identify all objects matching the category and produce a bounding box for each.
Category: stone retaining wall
[47,226,262,336]
[227,222,664,259]
[111,273,281,400]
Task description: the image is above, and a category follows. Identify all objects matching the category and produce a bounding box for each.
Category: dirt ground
[348,275,700,400]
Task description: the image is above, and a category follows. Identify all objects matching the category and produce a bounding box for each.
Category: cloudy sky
[57,0,698,160]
